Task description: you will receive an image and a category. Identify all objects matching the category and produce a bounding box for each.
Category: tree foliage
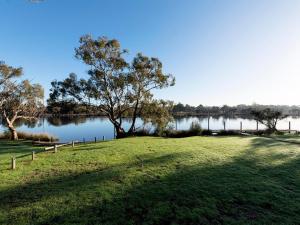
[141,100,174,135]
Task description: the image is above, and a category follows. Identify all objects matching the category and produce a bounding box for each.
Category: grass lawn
[0,136,299,225]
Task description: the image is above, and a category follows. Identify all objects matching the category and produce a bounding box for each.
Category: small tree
[251,108,287,133]
[0,62,44,140]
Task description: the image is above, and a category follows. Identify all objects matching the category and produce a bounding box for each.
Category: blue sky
[1,0,300,106]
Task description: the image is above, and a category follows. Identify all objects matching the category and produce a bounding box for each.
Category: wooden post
[72,141,75,148]
[256,120,258,131]
[54,145,57,153]
[83,138,85,144]
[11,157,16,170]
[289,121,291,133]
[240,121,242,132]
[94,137,97,143]
[208,116,210,131]
[32,151,35,160]
[223,120,226,130]
[102,136,105,141]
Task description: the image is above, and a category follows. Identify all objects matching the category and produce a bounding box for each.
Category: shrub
[246,130,285,136]
[134,128,154,137]
[162,121,203,138]
[249,130,265,136]
[189,121,202,133]
[201,129,212,136]
[217,130,240,136]
[0,131,58,142]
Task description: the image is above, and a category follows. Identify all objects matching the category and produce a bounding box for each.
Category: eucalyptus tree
[0,62,44,140]
[50,35,175,138]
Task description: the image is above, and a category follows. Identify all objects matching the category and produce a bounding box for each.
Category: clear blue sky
[1,0,300,106]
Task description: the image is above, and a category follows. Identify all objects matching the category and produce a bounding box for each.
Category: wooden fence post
[208,117,210,131]
[223,120,226,131]
[289,121,291,133]
[32,151,35,160]
[240,121,242,132]
[11,157,16,170]
[256,120,258,131]
[94,137,97,143]
[102,136,105,141]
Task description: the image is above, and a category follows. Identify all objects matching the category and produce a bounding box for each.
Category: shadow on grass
[0,141,36,155]
[1,137,299,225]
[247,135,300,150]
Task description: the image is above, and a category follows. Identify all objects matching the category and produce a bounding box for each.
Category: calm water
[1,116,299,142]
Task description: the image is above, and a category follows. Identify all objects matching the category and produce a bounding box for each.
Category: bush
[189,121,202,133]
[246,130,285,136]
[162,121,203,138]
[133,128,154,137]
[247,130,265,136]
[163,130,194,138]
[0,131,58,142]
[201,129,212,136]
[217,130,240,136]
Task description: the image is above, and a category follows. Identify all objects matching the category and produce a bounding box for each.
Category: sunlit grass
[0,136,299,224]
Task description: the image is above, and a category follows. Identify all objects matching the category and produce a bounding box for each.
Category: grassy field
[0,136,299,225]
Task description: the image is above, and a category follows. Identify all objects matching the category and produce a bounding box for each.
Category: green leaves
[0,61,23,86]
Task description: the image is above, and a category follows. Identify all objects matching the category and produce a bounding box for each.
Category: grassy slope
[0,136,299,225]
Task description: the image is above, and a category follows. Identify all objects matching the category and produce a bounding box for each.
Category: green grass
[0,136,299,225]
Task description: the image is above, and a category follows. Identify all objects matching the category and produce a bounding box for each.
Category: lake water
[1,116,299,142]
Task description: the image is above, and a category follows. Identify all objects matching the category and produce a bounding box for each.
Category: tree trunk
[128,102,139,134]
[8,125,18,140]
[115,125,126,139]
[128,118,137,135]
[4,114,18,141]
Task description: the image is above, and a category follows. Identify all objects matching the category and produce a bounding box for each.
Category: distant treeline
[172,103,300,117]
[47,101,300,117]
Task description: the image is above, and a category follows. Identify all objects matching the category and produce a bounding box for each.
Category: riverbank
[1,136,299,224]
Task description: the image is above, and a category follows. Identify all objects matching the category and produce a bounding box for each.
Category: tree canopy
[251,108,287,132]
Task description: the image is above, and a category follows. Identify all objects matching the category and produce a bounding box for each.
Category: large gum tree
[50,35,175,138]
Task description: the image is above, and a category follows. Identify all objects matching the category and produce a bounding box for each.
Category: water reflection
[47,116,89,126]
[0,115,299,142]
